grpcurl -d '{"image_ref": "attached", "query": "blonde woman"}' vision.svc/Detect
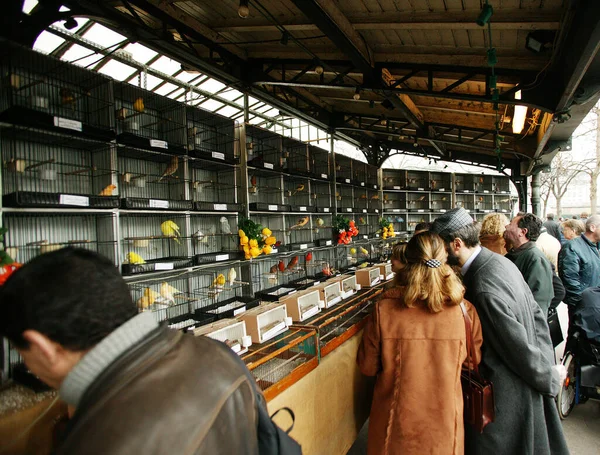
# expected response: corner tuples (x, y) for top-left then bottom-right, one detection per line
(562, 219), (585, 241)
(357, 232), (482, 455)
(479, 212), (510, 254)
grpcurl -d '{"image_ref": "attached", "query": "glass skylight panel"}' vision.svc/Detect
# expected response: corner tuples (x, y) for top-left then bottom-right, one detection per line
(123, 43), (157, 64)
(128, 73), (164, 91)
(174, 71), (201, 83)
(22, 0), (39, 14)
(149, 56), (181, 76)
(199, 99), (225, 111)
(216, 105), (241, 118)
(198, 79), (226, 93)
(61, 44), (103, 68)
(33, 31), (65, 54)
(82, 23), (126, 48)
(98, 59), (137, 81)
(166, 87), (186, 100)
(219, 88), (244, 102)
(154, 82), (178, 96)
(264, 107), (280, 117)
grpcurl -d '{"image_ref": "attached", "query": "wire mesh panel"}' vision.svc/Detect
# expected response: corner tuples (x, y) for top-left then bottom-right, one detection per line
(366, 214), (381, 237)
(367, 189), (380, 213)
(309, 145), (330, 180)
(355, 187), (369, 212)
(118, 146), (191, 210)
(0, 42), (114, 139)
(246, 125), (282, 170)
(406, 170), (429, 190)
(382, 169), (406, 190)
(493, 176), (511, 194)
(283, 137), (309, 176)
(114, 82), (186, 152)
(407, 214), (430, 233)
(454, 193), (475, 213)
(384, 214), (407, 234)
(430, 193), (452, 213)
(334, 154), (353, 183)
(475, 194), (495, 213)
(476, 174), (494, 193)
(186, 106), (237, 163)
(336, 183), (354, 214)
(353, 161), (367, 187)
(251, 253), (305, 296)
(494, 194), (512, 213)
(382, 191), (405, 212)
(366, 164), (379, 189)
(1, 128), (118, 208)
(120, 213), (191, 275)
(406, 192), (430, 212)
(455, 174), (476, 193)
(429, 172), (452, 192)
(284, 214), (313, 248)
(356, 214), (369, 237)
(3, 212), (117, 265)
(312, 214), (333, 246)
(283, 176), (311, 210)
(311, 180), (332, 213)
(248, 172), (283, 206)
(190, 214), (240, 261)
(189, 157), (240, 211)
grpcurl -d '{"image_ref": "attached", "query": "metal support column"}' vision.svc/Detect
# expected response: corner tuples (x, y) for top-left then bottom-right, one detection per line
(531, 173), (541, 217)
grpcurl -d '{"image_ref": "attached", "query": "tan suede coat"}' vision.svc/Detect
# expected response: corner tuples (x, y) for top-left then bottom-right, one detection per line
(479, 234), (507, 255)
(357, 292), (482, 455)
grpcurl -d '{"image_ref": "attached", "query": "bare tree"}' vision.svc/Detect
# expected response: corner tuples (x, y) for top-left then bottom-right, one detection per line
(540, 171), (554, 218)
(573, 103), (600, 214)
(550, 153), (588, 217)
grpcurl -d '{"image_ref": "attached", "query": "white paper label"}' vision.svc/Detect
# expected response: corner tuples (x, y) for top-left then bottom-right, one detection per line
(464, 190), (470, 193)
(154, 263), (174, 271)
(439, 188), (446, 192)
(214, 203), (227, 211)
(362, 235), (368, 239)
(360, 182), (365, 187)
(59, 194), (89, 207)
(393, 209), (400, 213)
(324, 240), (332, 246)
(440, 209), (447, 213)
(393, 186), (401, 190)
(212, 152), (225, 160)
(299, 206), (307, 212)
(362, 209), (367, 213)
(150, 139), (168, 149)
(300, 244), (308, 250)
(375, 209), (379, 213)
(418, 187), (424, 191)
(215, 254), (229, 261)
(484, 190), (489, 193)
(150, 199), (169, 209)
(264, 162), (274, 169)
(271, 248), (278, 254)
(345, 178), (351, 183)
(346, 208), (352, 212)
(321, 174), (328, 179)
(233, 306), (246, 316)
(53, 116), (82, 132)
(268, 204), (278, 211)
(323, 208), (330, 213)
(417, 209), (425, 213)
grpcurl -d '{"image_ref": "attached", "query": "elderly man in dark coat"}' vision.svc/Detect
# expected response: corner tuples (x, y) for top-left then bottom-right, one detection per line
(431, 208), (569, 455)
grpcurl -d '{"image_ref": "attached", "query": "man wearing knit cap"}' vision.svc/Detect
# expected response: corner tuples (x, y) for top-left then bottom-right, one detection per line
(431, 208), (568, 455)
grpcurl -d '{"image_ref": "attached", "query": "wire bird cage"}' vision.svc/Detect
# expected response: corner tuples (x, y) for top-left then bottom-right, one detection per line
(285, 214), (314, 249)
(185, 106), (238, 163)
(283, 176), (312, 210)
(309, 145), (330, 180)
(189, 157), (241, 211)
(355, 188), (369, 213)
(336, 183), (354, 214)
(367, 189), (380, 213)
(1, 128), (118, 208)
(0, 42), (114, 140)
(252, 253), (306, 298)
(283, 137), (309, 176)
(494, 194), (512, 213)
(429, 172), (452, 193)
(455, 174), (476, 193)
(382, 191), (406, 212)
(248, 171), (284, 207)
(493, 176), (511, 194)
(406, 192), (430, 212)
(406, 170), (429, 190)
(353, 161), (367, 187)
(312, 214), (333, 246)
(431, 193), (452, 213)
(118, 146), (191, 210)
(475, 194), (495, 213)
(246, 125), (282, 170)
(120, 213), (192, 275)
(382, 169), (407, 190)
(242, 327), (318, 399)
(3, 212), (117, 265)
(190, 214), (241, 264)
(407, 214), (430, 233)
(310, 180), (332, 213)
(365, 164), (378, 189)
(385, 214), (407, 233)
(476, 174), (495, 193)
(114, 82), (186, 152)
(334, 154), (353, 183)
(454, 193), (475, 213)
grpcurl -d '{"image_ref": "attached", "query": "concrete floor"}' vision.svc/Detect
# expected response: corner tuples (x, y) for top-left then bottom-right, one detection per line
(347, 304), (600, 454)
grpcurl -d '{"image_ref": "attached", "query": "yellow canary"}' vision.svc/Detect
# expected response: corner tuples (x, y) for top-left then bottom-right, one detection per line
(213, 274), (226, 286)
(160, 220), (181, 244)
(133, 97), (145, 113)
(99, 184), (116, 196)
(360, 247), (369, 256)
(127, 252), (146, 264)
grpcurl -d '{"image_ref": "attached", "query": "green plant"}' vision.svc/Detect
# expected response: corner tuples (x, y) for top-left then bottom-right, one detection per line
(0, 227), (14, 267)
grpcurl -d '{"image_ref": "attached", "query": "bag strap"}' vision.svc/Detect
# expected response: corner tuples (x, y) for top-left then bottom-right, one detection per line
(460, 302), (480, 377)
(270, 407), (296, 434)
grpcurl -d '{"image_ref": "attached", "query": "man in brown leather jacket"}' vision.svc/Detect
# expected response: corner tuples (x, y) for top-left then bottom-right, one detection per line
(0, 248), (260, 455)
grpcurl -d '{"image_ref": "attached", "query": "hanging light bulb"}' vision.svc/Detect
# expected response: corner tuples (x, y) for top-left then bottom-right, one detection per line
(315, 64), (324, 75)
(380, 116), (387, 126)
(353, 87), (361, 101)
(512, 90), (527, 134)
(238, 0), (250, 18)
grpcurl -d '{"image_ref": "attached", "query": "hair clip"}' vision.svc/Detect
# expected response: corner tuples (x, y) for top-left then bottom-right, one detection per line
(424, 259), (442, 268)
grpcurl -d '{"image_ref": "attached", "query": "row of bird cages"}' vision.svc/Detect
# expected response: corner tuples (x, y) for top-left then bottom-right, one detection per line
(246, 125), (283, 169)
(251, 253), (308, 296)
(248, 172), (284, 205)
(381, 214), (408, 232)
(366, 164), (379, 189)
(308, 145), (330, 179)
(354, 189), (380, 210)
(2, 212), (117, 266)
(185, 107), (237, 162)
(429, 172), (453, 192)
(189, 161), (240, 207)
(334, 154), (353, 182)
(282, 137), (308, 175)
(0, 42), (115, 139)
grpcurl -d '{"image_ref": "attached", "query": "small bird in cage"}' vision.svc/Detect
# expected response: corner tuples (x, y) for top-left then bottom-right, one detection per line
(60, 88), (76, 111)
(289, 217), (309, 230)
(126, 251), (146, 264)
(160, 220), (181, 244)
(287, 256), (299, 270)
(133, 97), (145, 113)
(228, 268), (237, 286)
(292, 183), (305, 195)
(158, 156), (178, 182)
(430, 180), (437, 189)
(220, 217), (232, 235)
(211, 274), (226, 290)
(249, 175), (258, 194)
(99, 184), (117, 196)
(372, 194), (380, 200)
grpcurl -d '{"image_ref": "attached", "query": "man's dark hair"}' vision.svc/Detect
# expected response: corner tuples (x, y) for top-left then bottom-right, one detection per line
(437, 222), (481, 248)
(517, 213), (542, 241)
(547, 213), (555, 220)
(0, 248), (137, 350)
(414, 221), (432, 232)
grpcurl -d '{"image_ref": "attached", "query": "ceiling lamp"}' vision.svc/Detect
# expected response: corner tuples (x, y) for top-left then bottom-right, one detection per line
(512, 90), (527, 134)
(525, 30), (556, 54)
(476, 3), (493, 27)
(353, 87), (361, 101)
(64, 17), (78, 30)
(380, 116), (387, 126)
(315, 64), (324, 75)
(238, 0), (250, 19)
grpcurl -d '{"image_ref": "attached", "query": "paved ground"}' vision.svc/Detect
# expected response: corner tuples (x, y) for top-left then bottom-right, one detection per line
(347, 304), (600, 454)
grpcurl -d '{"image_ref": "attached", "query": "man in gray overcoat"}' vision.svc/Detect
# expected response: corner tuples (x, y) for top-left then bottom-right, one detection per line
(431, 208), (569, 455)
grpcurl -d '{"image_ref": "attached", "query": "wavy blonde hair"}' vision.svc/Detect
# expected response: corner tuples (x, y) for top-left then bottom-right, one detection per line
(396, 231), (464, 313)
(479, 213), (509, 237)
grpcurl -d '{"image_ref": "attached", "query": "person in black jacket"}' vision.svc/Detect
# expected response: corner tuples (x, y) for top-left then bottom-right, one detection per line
(543, 213), (562, 242)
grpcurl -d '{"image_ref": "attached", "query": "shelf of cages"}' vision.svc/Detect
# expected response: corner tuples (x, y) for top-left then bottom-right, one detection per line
(406, 191), (430, 212)
(242, 326), (319, 400)
(430, 193), (452, 213)
(185, 106), (238, 164)
(455, 174), (477, 193)
(2, 211), (117, 266)
(335, 183), (355, 214)
(494, 194), (513, 213)
(120, 213), (191, 275)
(382, 191), (406, 212)
(406, 213), (431, 233)
(114, 82), (186, 153)
(0, 42), (115, 140)
(311, 214), (334, 247)
(334, 154), (353, 184)
(246, 124), (283, 171)
(1, 127), (118, 209)
(475, 194), (495, 213)
(282, 175), (315, 212)
(284, 214), (315, 250)
(493, 175), (511, 194)
(353, 161), (367, 187)
(382, 169), (407, 190)
(454, 193), (476, 213)
(189, 213), (243, 264)
(475, 174), (494, 194)
(406, 170), (430, 191)
(189, 156), (242, 212)
(429, 171), (453, 193)
(309, 144), (330, 181)
(366, 164), (379, 190)
(117, 145), (192, 211)
(247, 172), (286, 212)
(310, 179), (333, 214)
(282, 136), (309, 176)
(193, 319), (254, 355)
(252, 252), (307, 300)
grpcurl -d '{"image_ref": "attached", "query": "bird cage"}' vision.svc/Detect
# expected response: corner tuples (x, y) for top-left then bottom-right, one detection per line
(476, 174), (494, 193)
(0, 42), (114, 140)
(280, 288), (322, 321)
(311, 180), (332, 213)
(382, 169), (407, 190)
(353, 161), (367, 187)
(383, 191), (406, 212)
(285, 214), (314, 249)
(406, 170), (429, 190)
(312, 214), (333, 246)
(429, 172), (452, 193)
(336, 183), (354, 214)
(356, 266), (381, 288)
(309, 144), (330, 180)
(252, 254), (304, 299)
(3, 212), (117, 266)
(374, 262), (394, 281)
(247, 171), (285, 208)
(190, 213), (242, 264)
(407, 214), (430, 233)
(455, 193), (475, 213)
(189, 156), (241, 212)
(475, 194), (495, 213)
(366, 214), (381, 237)
(493, 176), (511, 194)
(431, 193), (452, 213)
(283, 176), (312, 211)
(193, 319), (253, 355)
(1, 128), (118, 209)
(494, 194), (512, 213)
(366, 164), (379, 189)
(238, 302), (292, 344)
(385, 214), (407, 233)
(334, 154), (353, 183)
(246, 125), (282, 170)
(242, 327), (318, 400)
(455, 174), (476, 193)
(367, 189), (380, 213)
(129, 275), (197, 326)
(329, 274), (360, 298)
(407, 192), (430, 212)
(312, 280), (343, 309)
(120, 213), (192, 275)
(283, 137), (309, 176)
(114, 82), (186, 152)
(118, 146), (192, 211)
(355, 187), (369, 212)
(186, 106), (237, 163)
